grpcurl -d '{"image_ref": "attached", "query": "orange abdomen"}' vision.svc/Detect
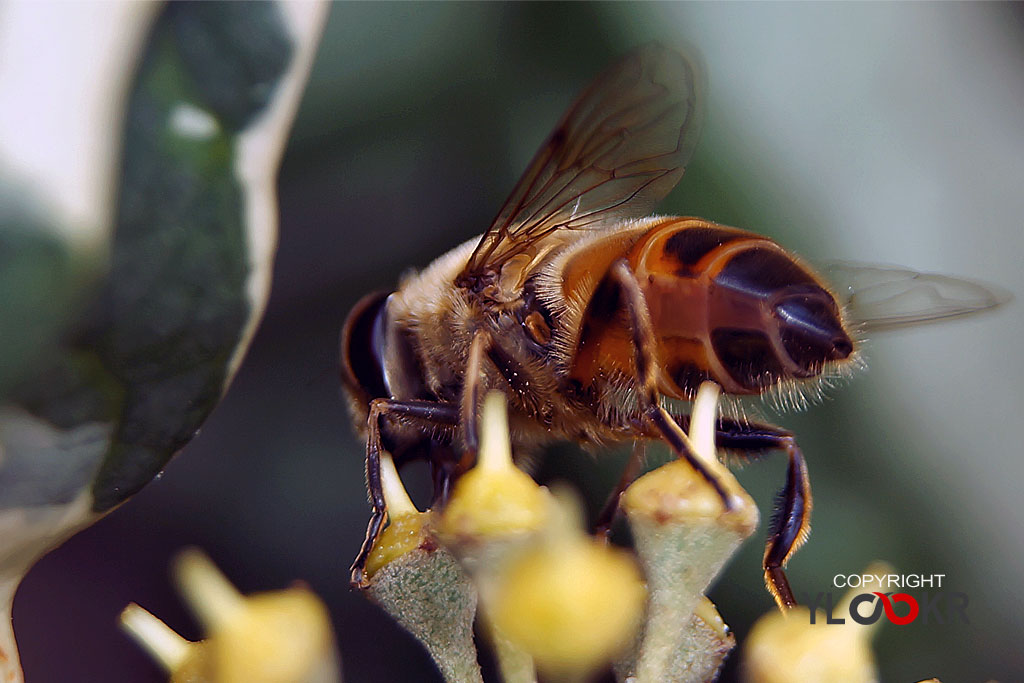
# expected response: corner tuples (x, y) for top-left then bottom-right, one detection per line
(566, 217), (854, 397)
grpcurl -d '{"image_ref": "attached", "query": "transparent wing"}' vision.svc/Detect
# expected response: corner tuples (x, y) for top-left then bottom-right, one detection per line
(825, 261), (1011, 332)
(459, 43), (703, 282)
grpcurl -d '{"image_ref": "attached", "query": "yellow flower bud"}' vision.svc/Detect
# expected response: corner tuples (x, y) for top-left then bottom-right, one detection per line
(622, 382), (756, 535)
(170, 640), (214, 683)
(365, 453), (430, 578)
(121, 549), (340, 683)
(120, 602), (209, 680)
(742, 562), (894, 683)
(210, 587), (336, 683)
(742, 606), (877, 683)
(488, 492), (646, 680)
(437, 392), (549, 541)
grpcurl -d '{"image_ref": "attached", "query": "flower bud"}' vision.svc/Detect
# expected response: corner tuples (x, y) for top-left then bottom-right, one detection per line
(362, 453), (482, 683)
(121, 549), (340, 683)
(432, 392), (559, 681)
(435, 392), (552, 579)
(488, 491), (646, 680)
(742, 562), (894, 683)
(364, 453), (431, 578)
(437, 392), (549, 543)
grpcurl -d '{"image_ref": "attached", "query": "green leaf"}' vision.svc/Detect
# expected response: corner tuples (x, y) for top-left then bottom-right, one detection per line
(86, 2), (296, 510)
(1, 1), (326, 514)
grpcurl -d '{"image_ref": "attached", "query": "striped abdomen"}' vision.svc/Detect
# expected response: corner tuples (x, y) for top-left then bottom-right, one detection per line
(567, 217), (855, 397)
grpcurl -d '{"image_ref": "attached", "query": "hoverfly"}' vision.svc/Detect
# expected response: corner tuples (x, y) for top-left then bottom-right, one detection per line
(340, 44), (1005, 609)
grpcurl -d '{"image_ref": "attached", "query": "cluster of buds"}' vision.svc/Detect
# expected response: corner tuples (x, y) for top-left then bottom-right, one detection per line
(120, 549), (341, 683)
(362, 383), (757, 682)
(119, 386), (945, 683)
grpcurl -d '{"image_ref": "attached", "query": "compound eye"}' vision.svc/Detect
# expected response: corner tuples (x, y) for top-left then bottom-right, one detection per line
(340, 291), (390, 399)
(774, 293), (853, 374)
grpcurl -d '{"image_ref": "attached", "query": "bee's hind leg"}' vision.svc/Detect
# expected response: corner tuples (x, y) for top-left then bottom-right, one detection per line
(350, 398), (459, 589)
(698, 417), (812, 611)
(611, 404), (812, 610)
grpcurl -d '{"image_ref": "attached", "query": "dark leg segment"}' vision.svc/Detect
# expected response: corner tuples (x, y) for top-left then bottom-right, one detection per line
(594, 441), (647, 539)
(607, 260), (734, 508)
(350, 399), (459, 588)
(628, 410), (811, 610)
(431, 457), (457, 507)
(757, 435), (811, 611)
(702, 416), (811, 611)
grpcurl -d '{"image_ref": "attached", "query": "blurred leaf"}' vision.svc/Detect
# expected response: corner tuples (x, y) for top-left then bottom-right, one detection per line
(0, 1), (325, 530)
(0, 201), (83, 398)
(84, 3), (294, 511)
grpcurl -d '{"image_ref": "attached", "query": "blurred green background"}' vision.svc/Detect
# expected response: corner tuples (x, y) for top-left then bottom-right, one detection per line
(14, 3), (1024, 681)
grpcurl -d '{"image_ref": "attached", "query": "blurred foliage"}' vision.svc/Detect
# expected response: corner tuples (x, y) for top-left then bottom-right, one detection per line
(0, 192), (90, 399)
(86, 2), (292, 510)
(2, 2), (298, 511)
(3, 1), (319, 680)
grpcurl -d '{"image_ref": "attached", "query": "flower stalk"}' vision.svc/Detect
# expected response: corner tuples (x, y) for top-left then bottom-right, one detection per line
(364, 455), (483, 683)
(618, 382), (758, 682)
(434, 391), (554, 682)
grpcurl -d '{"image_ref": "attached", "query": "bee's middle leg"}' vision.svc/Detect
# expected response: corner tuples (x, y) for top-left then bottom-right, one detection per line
(607, 259), (733, 507)
(594, 441), (647, 539)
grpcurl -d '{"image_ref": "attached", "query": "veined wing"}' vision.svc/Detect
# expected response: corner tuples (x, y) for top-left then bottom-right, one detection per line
(458, 44), (703, 285)
(826, 261), (1011, 332)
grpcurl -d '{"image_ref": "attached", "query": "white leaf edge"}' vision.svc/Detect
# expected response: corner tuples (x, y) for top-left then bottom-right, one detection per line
(228, 0), (330, 383)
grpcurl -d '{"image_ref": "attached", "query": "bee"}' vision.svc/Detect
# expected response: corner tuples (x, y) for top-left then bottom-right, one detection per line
(340, 44), (1005, 608)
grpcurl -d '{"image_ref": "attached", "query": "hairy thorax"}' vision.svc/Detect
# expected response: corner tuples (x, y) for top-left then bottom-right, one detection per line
(385, 232), (635, 453)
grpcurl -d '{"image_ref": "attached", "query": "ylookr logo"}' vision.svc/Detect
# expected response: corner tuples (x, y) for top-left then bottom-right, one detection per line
(803, 573), (969, 626)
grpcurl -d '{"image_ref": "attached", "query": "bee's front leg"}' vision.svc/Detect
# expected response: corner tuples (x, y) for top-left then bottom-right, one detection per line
(458, 330), (492, 467)
(350, 399), (459, 589)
